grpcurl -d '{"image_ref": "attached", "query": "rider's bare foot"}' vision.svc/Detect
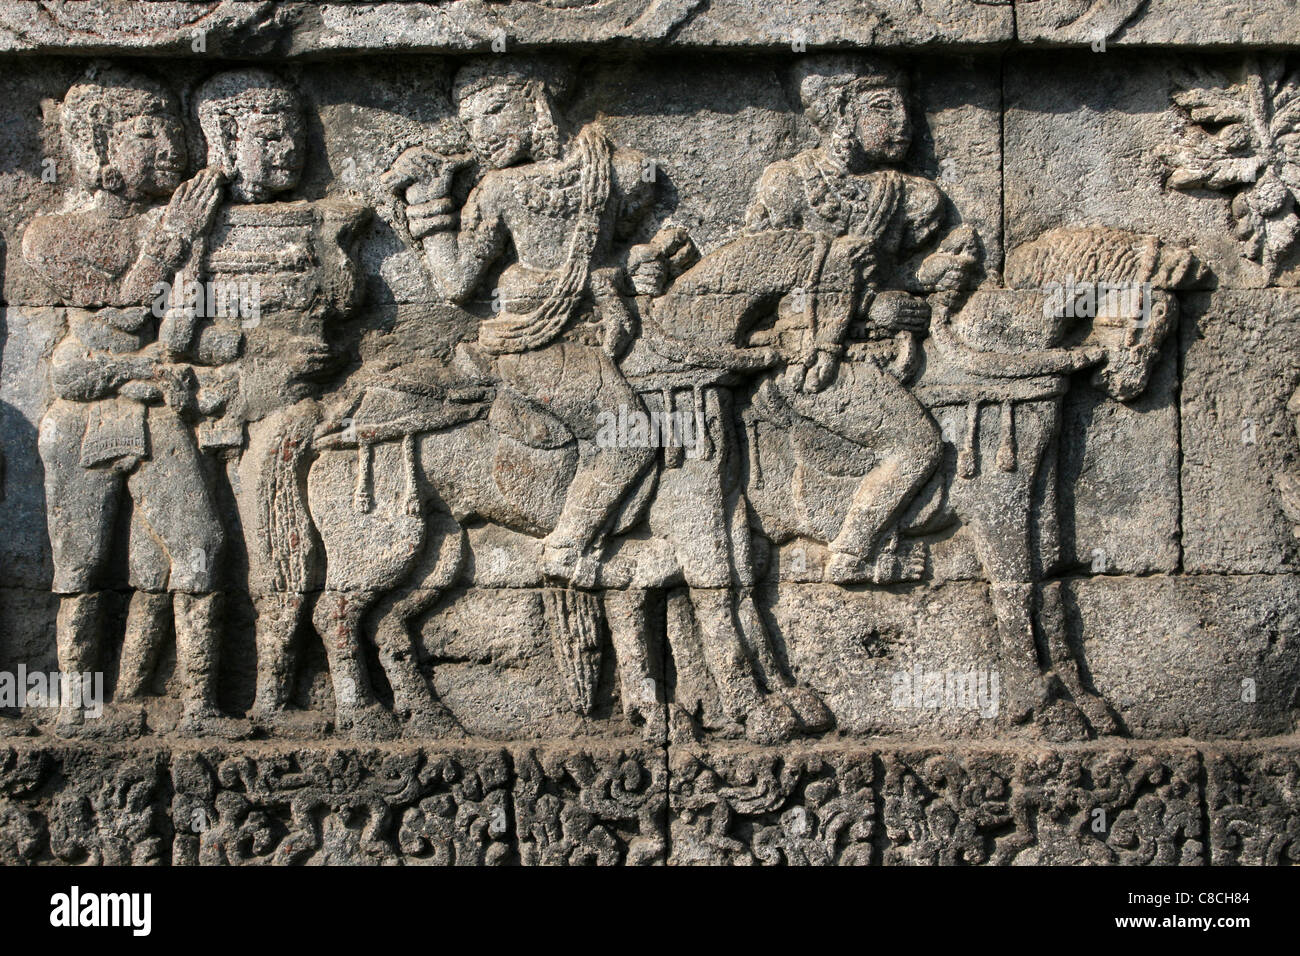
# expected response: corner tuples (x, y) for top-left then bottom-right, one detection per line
(542, 542), (600, 588)
(825, 541), (926, 585)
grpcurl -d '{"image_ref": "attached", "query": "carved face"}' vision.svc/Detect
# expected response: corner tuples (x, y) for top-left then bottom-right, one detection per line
(226, 109), (305, 203)
(840, 84), (910, 168)
(457, 83), (536, 169)
(105, 109), (186, 200)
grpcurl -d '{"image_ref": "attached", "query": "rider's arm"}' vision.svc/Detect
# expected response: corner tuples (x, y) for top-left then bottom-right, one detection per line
(418, 177), (507, 304)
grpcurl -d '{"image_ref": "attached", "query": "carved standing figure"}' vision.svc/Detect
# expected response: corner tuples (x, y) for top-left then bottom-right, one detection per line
(22, 65), (230, 735)
(184, 69), (370, 733)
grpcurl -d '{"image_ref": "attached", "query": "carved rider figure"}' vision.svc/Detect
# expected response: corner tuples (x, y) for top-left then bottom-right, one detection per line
(743, 55), (977, 583)
(384, 57), (656, 588)
(184, 69), (369, 732)
(22, 65), (229, 734)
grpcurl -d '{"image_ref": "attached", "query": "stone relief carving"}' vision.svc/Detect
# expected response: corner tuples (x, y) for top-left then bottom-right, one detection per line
(0, 19), (1296, 867)
(22, 65), (229, 737)
(1164, 58), (1300, 284)
(7, 54), (1214, 745)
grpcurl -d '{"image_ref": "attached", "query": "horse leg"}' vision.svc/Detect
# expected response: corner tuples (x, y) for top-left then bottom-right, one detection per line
(690, 587), (798, 744)
(733, 590), (833, 732)
(370, 584), (465, 738)
(249, 591), (307, 723)
(603, 587), (665, 742)
(1038, 581), (1120, 735)
(312, 589), (399, 739)
(987, 582), (1050, 725)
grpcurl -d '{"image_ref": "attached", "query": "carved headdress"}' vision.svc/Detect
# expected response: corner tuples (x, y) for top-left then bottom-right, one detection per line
(793, 54), (906, 133)
(194, 68), (303, 177)
(61, 64), (179, 192)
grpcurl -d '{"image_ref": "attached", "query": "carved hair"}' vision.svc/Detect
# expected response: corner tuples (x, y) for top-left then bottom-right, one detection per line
(793, 54), (906, 134)
(61, 64), (177, 191)
(194, 68), (302, 170)
(451, 56), (574, 106)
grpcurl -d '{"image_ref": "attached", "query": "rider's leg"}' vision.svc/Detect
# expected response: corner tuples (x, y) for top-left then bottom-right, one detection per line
(498, 343), (656, 584)
(804, 362), (942, 581)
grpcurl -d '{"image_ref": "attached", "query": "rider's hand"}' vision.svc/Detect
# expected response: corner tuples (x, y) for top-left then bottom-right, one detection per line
(797, 349), (840, 393)
(383, 146), (467, 200)
(626, 244), (667, 296)
(868, 291), (931, 333)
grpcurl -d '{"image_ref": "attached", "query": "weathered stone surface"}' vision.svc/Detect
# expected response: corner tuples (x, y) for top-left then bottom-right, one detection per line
(1072, 574), (1300, 738)
(1181, 289), (1300, 574)
(1018, 0), (1300, 48)
(0, 2), (1013, 55)
(0, 4), (1296, 867)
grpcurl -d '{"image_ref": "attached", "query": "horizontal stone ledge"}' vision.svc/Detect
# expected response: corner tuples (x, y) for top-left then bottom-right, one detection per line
(0, 1), (1013, 56)
(0, 735), (1294, 864)
(1016, 0), (1300, 48)
(7, 2), (1300, 55)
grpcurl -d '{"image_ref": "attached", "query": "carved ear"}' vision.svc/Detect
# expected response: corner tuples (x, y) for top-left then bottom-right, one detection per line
(216, 113), (240, 177)
(86, 102), (112, 173)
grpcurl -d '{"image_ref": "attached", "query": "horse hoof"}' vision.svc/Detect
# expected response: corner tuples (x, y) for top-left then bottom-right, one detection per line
(1076, 692), (1120, 737)
(779, 685), (834, 733)
(743, 696), (800, 745)
(338, 703), (401, 740)
(402, 707), (468, 740)
(179, 709), (252, 740)
(1034, 699), (1092, 742)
